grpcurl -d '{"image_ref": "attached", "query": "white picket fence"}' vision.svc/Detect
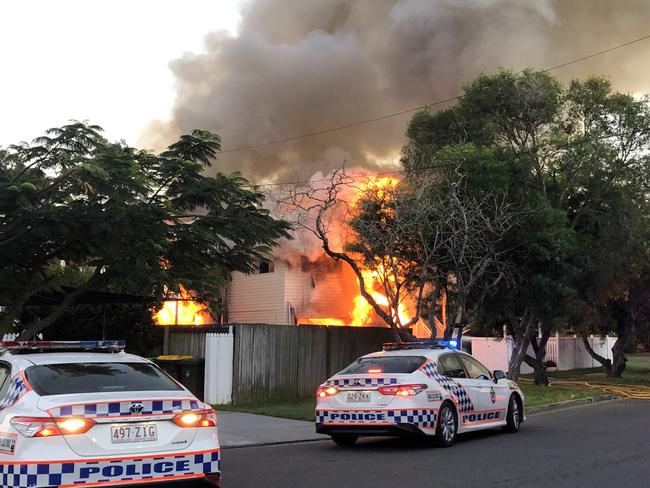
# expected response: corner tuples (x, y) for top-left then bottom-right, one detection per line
(471, 335), (618, 374)
(204, 329), (234, 405)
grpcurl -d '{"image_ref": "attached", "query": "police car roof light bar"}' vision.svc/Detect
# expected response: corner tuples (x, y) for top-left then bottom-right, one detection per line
(382, 339), (458, 351)
(0, 340), (126, 352)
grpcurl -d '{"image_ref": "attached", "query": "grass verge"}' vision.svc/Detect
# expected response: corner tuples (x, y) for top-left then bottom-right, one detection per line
(216, 384), (615, 421)
(544, 355), (650, 386)
(215, 356), (650, 421)
(216, 398), (315, 422)
(519, 383), (603, 407)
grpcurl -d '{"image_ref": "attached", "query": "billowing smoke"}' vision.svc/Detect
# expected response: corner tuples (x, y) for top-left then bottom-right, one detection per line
(139, 0), (650, 181)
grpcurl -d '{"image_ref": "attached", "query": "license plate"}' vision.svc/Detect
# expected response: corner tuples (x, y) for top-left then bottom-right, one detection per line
(111, 423), (157, 444)
(346, 391), (371, 402)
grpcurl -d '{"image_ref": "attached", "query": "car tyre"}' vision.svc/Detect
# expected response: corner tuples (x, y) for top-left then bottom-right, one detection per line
(331, 434), (358, 446)
(434, 402), (457, 447)
(503, 394), (522, 433)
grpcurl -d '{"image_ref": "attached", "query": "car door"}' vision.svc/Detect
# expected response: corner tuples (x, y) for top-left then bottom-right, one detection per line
(0, 363), (12, 402)
(457, 353), (508, 425)
(0, 362), (16, 454)
(436, 353), (481, 419)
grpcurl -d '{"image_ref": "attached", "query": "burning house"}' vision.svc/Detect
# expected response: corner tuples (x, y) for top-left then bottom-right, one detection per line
(154, 172), (442, 336)
(227, 255), (368, 326)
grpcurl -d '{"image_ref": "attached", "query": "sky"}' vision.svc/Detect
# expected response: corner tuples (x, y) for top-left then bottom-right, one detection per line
(0, 0), (241, 146)
(3, 0), (650, 180)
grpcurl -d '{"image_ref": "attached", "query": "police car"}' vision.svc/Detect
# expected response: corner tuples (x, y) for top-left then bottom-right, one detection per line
(316, 340), (524, 446)
(0, 341), (220, 487)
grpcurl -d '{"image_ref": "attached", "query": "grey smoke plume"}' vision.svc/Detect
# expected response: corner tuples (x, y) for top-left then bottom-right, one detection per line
(139, 0), (650, 181)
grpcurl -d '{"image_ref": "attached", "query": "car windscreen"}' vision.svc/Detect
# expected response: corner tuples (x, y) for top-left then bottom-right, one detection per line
(339, 356), (426, 375)
(25, 362), (183, 396)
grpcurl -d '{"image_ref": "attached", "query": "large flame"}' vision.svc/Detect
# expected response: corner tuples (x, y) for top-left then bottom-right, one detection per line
(298, 174), (414, 327)
(154, 285), (213, 326)
(351, 268), (412, 327)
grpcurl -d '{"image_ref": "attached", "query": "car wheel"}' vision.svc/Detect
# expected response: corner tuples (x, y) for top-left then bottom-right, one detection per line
(503, 394), (522, 433)
(434, 403), (457, 447)
(331, 434), (358, 446)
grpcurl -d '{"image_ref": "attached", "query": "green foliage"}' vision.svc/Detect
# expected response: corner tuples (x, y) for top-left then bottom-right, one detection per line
(0, 122), (292, 337)
(402, 69), (650, 376)
(43, 303), (164, 358)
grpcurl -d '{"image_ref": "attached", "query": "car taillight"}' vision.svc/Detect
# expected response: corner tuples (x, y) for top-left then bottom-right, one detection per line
(11, 417), (96, 438)
(172, 409), (217, 428)
(378, 384), (427, 396)
(317, 386), (339, 398)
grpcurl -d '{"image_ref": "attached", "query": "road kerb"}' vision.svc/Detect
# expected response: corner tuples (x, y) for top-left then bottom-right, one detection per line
(221, 437), (329, 450)
(527, 394), (618, 415)
(221, 395), (621, 449)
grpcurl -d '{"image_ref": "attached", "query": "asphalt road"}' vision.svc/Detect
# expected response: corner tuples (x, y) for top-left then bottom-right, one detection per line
(221, 400), (650, 488)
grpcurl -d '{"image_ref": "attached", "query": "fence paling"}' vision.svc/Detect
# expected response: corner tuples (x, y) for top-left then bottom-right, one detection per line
(470, 336), (617, 373)
(204, 329), (234, 405)
(171, 324), (394, 404)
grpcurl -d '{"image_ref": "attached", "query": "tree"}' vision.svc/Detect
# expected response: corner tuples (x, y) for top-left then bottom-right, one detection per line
(276, 169), (417, 340)
(0, 122), (291, 338)
(404, 70), (650, 381)
(44, 303), (164, 358)
(277, 165), (518, 341)
(567, 182), (650, 377)
(560, 79), (650, 377)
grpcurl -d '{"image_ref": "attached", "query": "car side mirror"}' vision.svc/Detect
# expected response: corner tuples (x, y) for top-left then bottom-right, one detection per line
(493, 370), (506, 383)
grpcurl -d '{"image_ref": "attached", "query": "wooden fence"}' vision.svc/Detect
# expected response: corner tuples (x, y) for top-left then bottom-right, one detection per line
(167, 324), (394, 403)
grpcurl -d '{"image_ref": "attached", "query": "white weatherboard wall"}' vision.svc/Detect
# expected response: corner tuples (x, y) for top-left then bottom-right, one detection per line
(228, 266), (289, 324)
(204, 330), (234, 405)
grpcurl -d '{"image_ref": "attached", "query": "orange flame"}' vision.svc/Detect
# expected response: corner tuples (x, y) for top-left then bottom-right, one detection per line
(350, 268), (412, 326)
(154, 285), (213, 326)
(299, 318), (347, 326)
(298, 174), (413, 327)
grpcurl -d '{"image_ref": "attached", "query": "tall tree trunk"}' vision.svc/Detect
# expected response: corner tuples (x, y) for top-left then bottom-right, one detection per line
(506, 310), (535, 381)
(18, 267), (104, 340)
(610, 337), (628, 378)
(610, 304), (636, 377)
(581, 334), (613, 375)
(582, 304), (634, 378)
(524, 327), (551, 385)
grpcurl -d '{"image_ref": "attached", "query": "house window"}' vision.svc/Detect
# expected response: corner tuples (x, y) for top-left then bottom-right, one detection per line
(259, 259), (274, 274)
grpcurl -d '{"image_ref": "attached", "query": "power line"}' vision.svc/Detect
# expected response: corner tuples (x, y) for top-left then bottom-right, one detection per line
(220, 32), (650, 156)
(247, 131), (623, 189)
(544, 33), (650, 72)
(219, 96), (458, 155)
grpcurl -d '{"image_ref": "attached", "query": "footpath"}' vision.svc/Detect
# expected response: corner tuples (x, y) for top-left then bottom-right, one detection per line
(217, 394), (618, 448)
(218, 411), (326, 448)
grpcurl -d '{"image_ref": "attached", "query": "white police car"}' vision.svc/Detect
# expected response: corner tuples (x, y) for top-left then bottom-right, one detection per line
(0, 341), (220, 487)
(316, 340), (524, 446)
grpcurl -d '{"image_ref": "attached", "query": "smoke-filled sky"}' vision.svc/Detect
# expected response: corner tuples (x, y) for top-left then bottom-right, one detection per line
(4, 1), (650, 183)
(139, 0), (650, 182)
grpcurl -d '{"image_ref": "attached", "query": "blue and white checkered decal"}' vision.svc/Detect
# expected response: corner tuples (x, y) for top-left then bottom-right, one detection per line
(48, 399), (200, 418)
(420, 361), (475, 413)
(0, 449), (219, 488)
(317, 409), (436, 429)
(323, 377), (401, 388)
(0, 375), (29, 411)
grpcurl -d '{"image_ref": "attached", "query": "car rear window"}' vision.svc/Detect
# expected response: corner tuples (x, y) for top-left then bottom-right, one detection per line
(25, 362), (183, 396)
(339, 356), (426, 375)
